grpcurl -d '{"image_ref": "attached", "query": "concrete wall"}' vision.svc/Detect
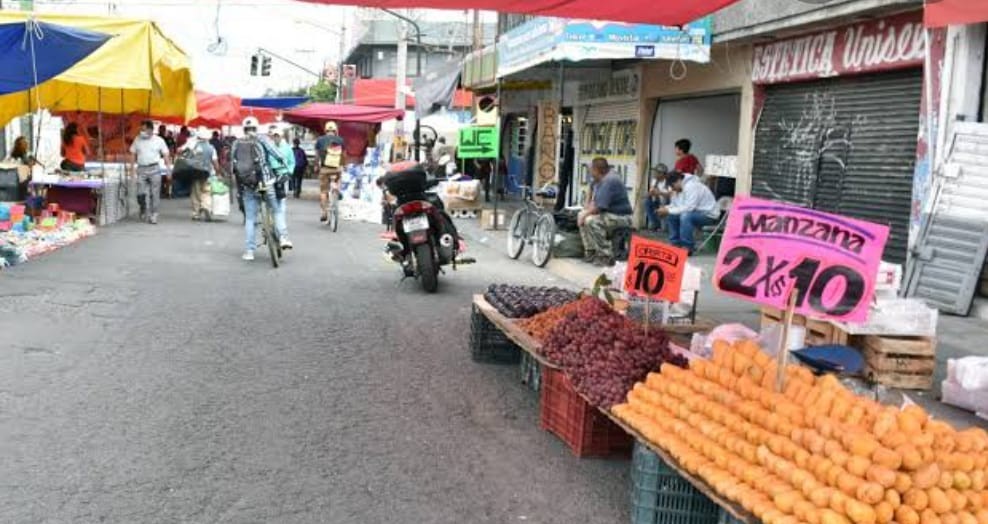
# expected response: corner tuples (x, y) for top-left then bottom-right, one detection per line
(634, 43), (754, 225)
(714, 0), (920, 41)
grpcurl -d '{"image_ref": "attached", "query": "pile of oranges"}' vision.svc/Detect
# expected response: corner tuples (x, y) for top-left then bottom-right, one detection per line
(613, 339), (988, 524)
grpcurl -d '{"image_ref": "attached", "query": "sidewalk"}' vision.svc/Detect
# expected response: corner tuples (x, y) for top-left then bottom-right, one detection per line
(454, 211), (988, 428)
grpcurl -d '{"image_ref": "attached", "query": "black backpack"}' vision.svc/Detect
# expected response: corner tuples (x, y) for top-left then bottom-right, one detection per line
(232, 138), (265, 189)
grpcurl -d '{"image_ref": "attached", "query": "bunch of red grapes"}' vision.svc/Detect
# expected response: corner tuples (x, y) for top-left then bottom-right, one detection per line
(542, 298), (688, 408)
(483, 284), (578, 319)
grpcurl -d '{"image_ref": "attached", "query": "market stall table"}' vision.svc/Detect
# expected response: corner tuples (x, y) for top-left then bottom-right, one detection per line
(472, 294), (559, 369)
(29, 174), (131, 226)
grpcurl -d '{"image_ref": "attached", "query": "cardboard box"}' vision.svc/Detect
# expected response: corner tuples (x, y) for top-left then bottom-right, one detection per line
(480, 208), (506, 230)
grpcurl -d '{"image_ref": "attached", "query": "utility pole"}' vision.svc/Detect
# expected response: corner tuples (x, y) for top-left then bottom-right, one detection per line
(395, 22), (408, 111)
(337, 22), (346, 103)
(472, 9), (482, 51)
(381, 8), (422, 161)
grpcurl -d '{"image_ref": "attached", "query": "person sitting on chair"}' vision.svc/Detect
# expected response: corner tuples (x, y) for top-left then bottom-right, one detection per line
(658, 171), (720, 255)
(578, 157), (632, 268)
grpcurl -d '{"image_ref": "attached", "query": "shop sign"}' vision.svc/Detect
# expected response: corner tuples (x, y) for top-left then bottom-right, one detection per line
(751, 11), (924, 84)
(457, 126), (499, 159)
(576, 71), (640, 105)
(714, 197), (889, 323)
(577, 118), (638, 198)
(624, 235), (688, 303)
(535, 100), (560, 187)
(497, 17), (712, 78)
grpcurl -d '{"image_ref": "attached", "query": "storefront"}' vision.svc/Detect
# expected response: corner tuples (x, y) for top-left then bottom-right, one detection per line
(749, 10), (926, 264)
(572, 69), (642, 206)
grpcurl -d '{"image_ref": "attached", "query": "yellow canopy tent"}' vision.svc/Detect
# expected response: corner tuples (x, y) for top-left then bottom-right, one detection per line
(0, 12), (196, 127)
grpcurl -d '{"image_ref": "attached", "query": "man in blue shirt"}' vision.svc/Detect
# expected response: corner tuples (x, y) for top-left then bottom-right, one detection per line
(578, 157), (633, 267)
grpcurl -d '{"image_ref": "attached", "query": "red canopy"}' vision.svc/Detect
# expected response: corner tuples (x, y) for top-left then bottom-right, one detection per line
(925, 0), (988, 27)
(296, 0), (737, 26)
(157, 91), (242, 127)
(350, 78), (472, 109)
(240, 107), (280, 125)
(283, 102), (404, 129)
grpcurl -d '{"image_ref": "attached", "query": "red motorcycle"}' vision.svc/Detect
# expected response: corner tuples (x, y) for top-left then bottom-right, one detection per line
(380, 162), (473, 292)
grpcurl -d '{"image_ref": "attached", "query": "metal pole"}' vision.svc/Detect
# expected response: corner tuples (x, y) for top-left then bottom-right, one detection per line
(492, 78), (502, 230)
(381, 8), (422, 161)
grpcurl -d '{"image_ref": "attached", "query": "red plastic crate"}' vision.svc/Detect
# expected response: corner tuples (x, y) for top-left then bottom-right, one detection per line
(539, 367), (633, 458)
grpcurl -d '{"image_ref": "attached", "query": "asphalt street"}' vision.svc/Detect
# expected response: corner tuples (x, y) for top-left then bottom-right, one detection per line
(0, 198), (629, 524)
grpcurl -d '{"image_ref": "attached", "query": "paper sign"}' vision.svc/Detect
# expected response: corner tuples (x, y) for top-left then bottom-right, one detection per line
(624, 235), (688, 302)
(714, 196), (890, 323)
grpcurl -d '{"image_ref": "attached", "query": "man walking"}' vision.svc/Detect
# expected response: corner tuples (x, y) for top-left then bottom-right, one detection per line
(658, 171), (720, 254)
(179, 127), (220, 221)
(130, 120), (171, 224)
(232, 117), (293, 261)
(315, 121), (344, 223)
(291, 138), (308, 199)
(578, 157), (633, 267)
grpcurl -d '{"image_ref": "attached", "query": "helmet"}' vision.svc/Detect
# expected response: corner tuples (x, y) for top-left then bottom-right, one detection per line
(242, 116), (259, 130)
(324, 121), (338, 133)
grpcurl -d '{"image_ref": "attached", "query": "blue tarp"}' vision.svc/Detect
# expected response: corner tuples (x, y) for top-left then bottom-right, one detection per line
(0, 20), (111, 95)
(241, 96), (309, 109)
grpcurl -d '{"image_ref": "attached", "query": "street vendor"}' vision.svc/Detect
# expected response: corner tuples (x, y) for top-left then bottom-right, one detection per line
(578, 157), (632, 268)
(60, 122), (89, 172)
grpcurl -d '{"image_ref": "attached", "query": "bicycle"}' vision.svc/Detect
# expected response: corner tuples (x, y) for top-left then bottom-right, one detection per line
(258, 181), (282, 268)
(506, 185), (556, 268)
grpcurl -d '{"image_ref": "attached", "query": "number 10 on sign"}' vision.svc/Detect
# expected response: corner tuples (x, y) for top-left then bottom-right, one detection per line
(623, 236), (688, 303)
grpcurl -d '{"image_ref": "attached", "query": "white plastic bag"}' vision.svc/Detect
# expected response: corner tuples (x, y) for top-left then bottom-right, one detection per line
(211, 194), (230, 219)
(947, 357), (988, 391)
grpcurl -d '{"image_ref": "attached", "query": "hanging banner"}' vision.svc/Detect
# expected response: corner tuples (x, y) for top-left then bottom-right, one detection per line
(713, 196), (889, 323)
(535, 100), (559, 187)
(623, 235), (688, 302)
(751, 11), (924, 84)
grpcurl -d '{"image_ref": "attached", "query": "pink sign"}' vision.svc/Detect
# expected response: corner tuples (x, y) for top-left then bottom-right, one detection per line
(713, 197), (890, 323)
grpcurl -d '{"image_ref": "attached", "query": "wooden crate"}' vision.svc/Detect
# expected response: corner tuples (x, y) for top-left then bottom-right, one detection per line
(863, 335), (937, 390)
(759, 307), (850, 346)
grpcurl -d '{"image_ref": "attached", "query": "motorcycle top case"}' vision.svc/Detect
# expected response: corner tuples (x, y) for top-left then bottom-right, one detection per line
(382, 167), (428, 197)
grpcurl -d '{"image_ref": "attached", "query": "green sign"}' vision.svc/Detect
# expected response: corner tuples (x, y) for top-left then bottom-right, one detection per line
(457, 126), (499, 159)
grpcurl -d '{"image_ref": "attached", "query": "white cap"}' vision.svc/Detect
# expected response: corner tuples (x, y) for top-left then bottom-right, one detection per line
(196, 126), (211, 140)
(242, 116), (259, 129)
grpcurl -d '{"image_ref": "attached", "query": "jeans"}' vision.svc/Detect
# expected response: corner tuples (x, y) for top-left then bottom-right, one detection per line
(644, 197), (662, 229)
(667, 211), (719, 252)
(243, 188), (288, 252)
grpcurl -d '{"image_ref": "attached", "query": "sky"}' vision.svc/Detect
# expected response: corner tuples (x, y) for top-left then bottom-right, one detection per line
(26, 0), (492, 98)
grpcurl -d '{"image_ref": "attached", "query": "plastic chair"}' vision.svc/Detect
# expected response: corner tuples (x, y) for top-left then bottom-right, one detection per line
(695, 196), (733, 254)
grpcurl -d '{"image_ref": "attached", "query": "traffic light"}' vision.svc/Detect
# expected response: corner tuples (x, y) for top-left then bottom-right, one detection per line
(250, 54), (259, 76)
(261, 56), (272, 77)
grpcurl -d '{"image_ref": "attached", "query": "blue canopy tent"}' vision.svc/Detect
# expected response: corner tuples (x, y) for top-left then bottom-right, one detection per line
(240, 96), (309, 109)
(0, 19), (111, 95)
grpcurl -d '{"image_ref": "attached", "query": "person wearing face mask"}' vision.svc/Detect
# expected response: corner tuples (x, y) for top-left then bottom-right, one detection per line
(267, 126), (295, 233)
(130, 120), (171, 224)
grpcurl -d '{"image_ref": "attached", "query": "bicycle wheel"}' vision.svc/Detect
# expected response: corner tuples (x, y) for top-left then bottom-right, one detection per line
(506, 209), (526, 259)
(531, 214), (555, 268)
(263, 202), (279, 268)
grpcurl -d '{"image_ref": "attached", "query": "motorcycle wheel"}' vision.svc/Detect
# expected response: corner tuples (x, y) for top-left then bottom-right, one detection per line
(506, 209), (525, 259)
(415, 243), (439, 293)
(532, 214), (555, 268)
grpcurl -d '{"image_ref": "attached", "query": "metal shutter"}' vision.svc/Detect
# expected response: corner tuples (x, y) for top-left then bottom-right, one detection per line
(906, 123), (988, 315)
(584, 101), (638, 124)
(751, 69), (922, 263)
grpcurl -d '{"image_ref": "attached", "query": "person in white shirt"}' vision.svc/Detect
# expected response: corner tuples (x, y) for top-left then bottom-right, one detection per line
(179, 127), (221, 221)
(644, 163), (670, 230)
(129, 120), (171, 224)
(659, 171), (720, 254)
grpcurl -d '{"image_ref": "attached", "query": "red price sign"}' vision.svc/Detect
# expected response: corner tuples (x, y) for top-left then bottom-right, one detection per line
(714, 197), (889, 322)
(623, 235), (688, 302)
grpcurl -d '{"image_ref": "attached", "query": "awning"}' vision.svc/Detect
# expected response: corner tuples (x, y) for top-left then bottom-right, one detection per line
(240, 106), (280, 125)
(283, 103), (405, 129)
(925, 0), (988, 27)
(158, 91), (242, 128)
(241, 96), (309, 109)
(413, 60), (463, 119)
(0, 12), (196, 127)
(348, 78), (472, 109)
(295, 0), (739, 26)
(0, 20), (110, 94)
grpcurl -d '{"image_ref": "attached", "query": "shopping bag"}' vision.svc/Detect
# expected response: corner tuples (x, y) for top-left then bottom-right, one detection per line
(209, 177), (229, 195)
(211, 193), (231, 219)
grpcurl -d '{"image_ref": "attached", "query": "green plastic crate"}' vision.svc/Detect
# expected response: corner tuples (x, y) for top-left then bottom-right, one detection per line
(631, 441), (721, 524)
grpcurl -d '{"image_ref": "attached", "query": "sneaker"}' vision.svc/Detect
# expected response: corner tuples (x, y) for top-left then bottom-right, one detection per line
(280, 238), (294, 250)
(149, 214), (158, 225)
(320, 214), (329, 224)
(192, 213), (201, 221)
(242, 251), (255, 261)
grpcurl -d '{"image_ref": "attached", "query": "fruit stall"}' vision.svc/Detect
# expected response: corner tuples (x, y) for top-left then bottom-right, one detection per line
(467, 200), (988, 524)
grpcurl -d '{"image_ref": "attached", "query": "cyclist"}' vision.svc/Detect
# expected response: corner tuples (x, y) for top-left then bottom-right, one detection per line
(315, 121), (345, 223)
(232, 117), (293, 262)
